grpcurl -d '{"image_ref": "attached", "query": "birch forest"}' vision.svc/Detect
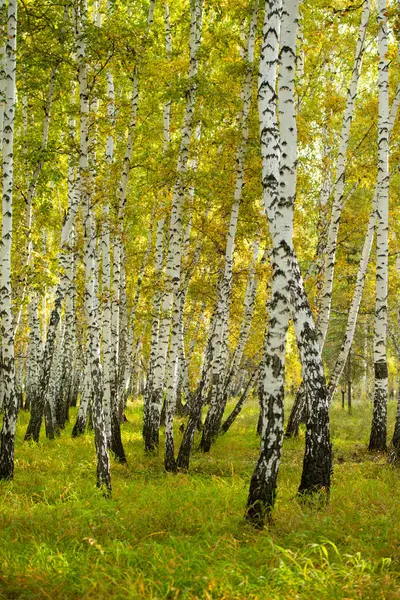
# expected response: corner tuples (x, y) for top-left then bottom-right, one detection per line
(1, 0), (400, 597)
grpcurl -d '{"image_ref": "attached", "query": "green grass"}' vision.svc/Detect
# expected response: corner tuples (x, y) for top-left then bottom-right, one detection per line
(1, 398), (400, 599)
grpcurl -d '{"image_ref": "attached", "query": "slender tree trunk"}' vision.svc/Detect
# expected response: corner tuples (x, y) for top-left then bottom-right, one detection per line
(285, 0), (371, 437)
(390, 254), (400, 457)
(246, 0), (331, 527)
(200, 2), (259, 452)
(143, 212), (166, 449)
(176, 307), (217, 470)
(326, 63), (400, 403)
(163, 0), (204, 472)
(14, 67), (56, 337)
(72, 361), (91, 437)
(290, 256), (332, 497)
(0, 0), (17, 479)
(317, 0), (370, 348)
(25, 294), (42, 412)
(101, 59), (115, 443)
(347, 348), (352, 414)
(220, 368), (258, 435)
(24, 176), (79, 441)
(246, 0), (285, 525)
(220, 241), (261, 413)
(287, 37), (400, 432)
(76, 0), (111, 491)
(369, 0), (389, 452)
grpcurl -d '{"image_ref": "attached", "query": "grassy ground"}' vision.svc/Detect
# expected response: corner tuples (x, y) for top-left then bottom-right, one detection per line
(1, 398), (400, 599)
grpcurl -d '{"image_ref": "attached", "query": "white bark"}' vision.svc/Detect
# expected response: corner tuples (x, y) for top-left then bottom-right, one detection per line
(26, 294), (42, 411)
(369, 0), (389, 451)
(224, 240), (261, 398)
(162, 0), (203, 471)
(317, 0), (370, 348)
(246, 0), (286, 522)
(327, 39), (400, 404)
(142, 0), (171, 444)
(0, 0), (6, 140)
(14, 68), (56, 336)
(101, 56), (115, 442)
(201, 2), (259, 451)
(77, 0), (111, 491)
(247, 0), (331, 525)
(0, 0), (17, 480)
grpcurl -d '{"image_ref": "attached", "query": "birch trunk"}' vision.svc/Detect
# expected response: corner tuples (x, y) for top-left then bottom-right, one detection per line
(246, 0), (331, 526)
(317, 0), (370, 347)
(200, 2), (259, 452)
(163, 0), (203, 472)
(0, 0), (6, 141)
(144, 0), (203, 460)
(125, 207), (155, 400)
(143, 2), (172, 449)
(176, 307), (217, 470)
(101, 54), (115, 442)
(143, 211), (166, 448)
(289, 51), (400, 425)
(220, 241), (261, 412)
(77, 0), (111, 491)
(25, 294), (42, 412)
(246, 0), (288, 524)
(14, 68), (56, 337)
(24, 168), (79, 441)
(60, 225), (77, 419)
(221, 367), (258, 435)
(72, 360), (91, 437)
(0, 0), (17, 479)
(108, 52), (144, 461)
(369, 0), (389, 452)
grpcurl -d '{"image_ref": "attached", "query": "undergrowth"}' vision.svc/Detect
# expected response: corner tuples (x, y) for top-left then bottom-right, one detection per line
(0, 399), (400, 599)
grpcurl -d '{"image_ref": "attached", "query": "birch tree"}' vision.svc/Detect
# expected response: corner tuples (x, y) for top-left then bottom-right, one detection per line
(143, 0), (203, 462)
(163, 0), (204, 472)
(76, 0), (111, 492)
(317, 0), (370, 348)
(0, 0), (17, 480)
(200, 1), (259, 452)
(246, 0), (331, 526)
(369, 0), (389, 452)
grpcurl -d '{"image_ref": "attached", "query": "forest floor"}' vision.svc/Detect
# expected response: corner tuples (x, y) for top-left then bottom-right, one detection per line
(1, 398), (400, 599)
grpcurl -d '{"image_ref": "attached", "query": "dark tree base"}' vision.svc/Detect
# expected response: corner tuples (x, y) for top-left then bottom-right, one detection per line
(96, 472), (112, 498)
(143, 425), (159, 452)
(199, 432), (213, 453)
(200, 393), (226, 452)
(388, 447), (400, 465)
(24, 421), (41, 443)
(164, 453), (177, 473)
(177, 416), (197, 471)
(369, 363), (388, 451)
(298, 437), (332, 497)
(25, 399), (44, 443)
(143, 389), (162, 452)
(44, 401), (56, 440)
(0, 432), (15, 481)
(0, 463), (14, 481)
(245, 471), (276, 529)
(368, 435), (387, 452)
(368, 418), (387, 452)
(110, 413), (127, 464)
(71, 416), (87, 438)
